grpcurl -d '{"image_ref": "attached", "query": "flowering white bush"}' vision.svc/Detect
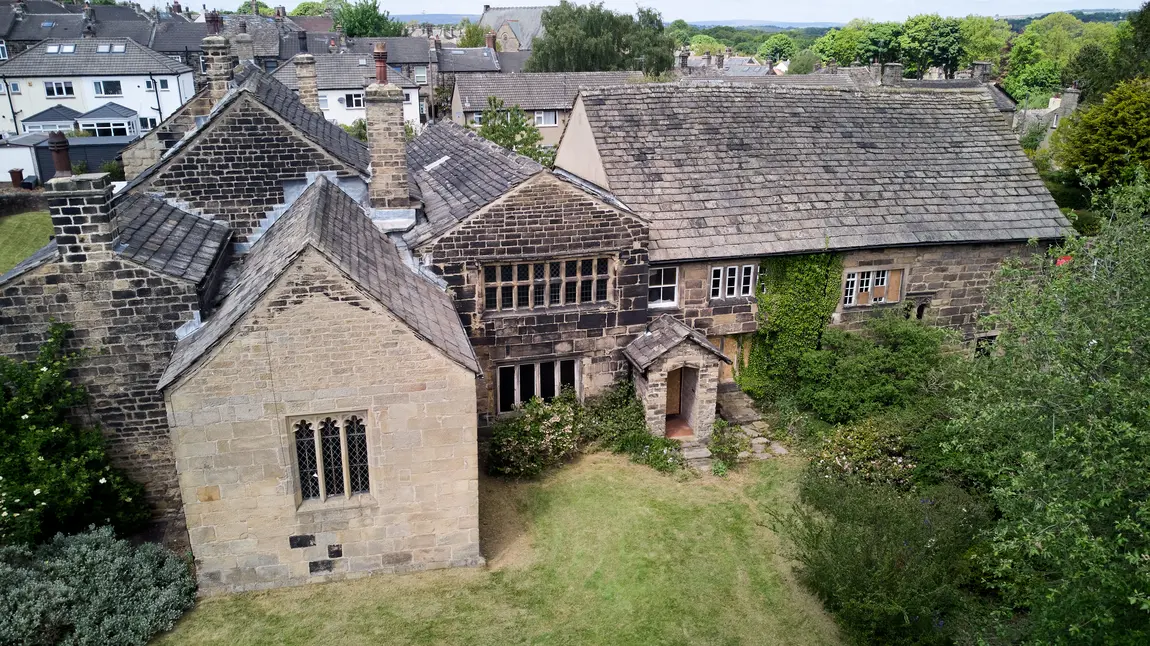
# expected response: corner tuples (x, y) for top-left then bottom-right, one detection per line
(488, 390), (581, 477)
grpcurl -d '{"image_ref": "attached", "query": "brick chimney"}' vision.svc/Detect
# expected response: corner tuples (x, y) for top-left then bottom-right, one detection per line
(678, 46), (688, 70)
(205, 9), (221, 35)
(294, 54), (319, 112)
(485, 31), (495, 49)
(828, 61), (837, 74)
(172, 1), (181, 13)
(881, 62), (903, 86)
(234, 29), (255, 63)
(971, 61), (991, 84)
(366, 42), (409, 209)
(13, 0), (25, 19)
(202, 32), (231, 104)
(297, 30), (308, 53)
(716, 50), (725, 69)
(766, 57), (774, 73)
(46, 157), (115, 263)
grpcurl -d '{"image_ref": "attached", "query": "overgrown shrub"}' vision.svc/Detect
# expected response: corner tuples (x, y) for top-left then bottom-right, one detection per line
(99, 160), (125, 182)
(794, 316), (955, 424)
(0, 525), (196, 645)
(583, 382), (685, 473)
(1019, 121), (1046, 152)
(774, 475), (991, 645)
(0, 324), (149, 545)
(812, 414), (916, 487)
(487, 389), (580, 477)
(707, 419), (748, 472)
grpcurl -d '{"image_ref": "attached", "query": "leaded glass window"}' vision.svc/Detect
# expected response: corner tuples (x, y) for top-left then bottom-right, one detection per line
(294, 420), (320, 500)
(291, 413), (371, 502)
(481, 257), (613, 312)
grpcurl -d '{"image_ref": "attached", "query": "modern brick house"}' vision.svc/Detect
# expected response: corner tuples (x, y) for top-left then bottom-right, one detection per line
(0, 30), (1069, 595)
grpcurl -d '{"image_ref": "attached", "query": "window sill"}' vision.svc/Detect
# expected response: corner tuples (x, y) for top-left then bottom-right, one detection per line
(842, 300), (903, 312)
(296, 492), (376, 514)
(95, 95), (123, 98)
(482, 302), (616, 319)
(649, 302), (679, 310)
(708, 295), (756, 304)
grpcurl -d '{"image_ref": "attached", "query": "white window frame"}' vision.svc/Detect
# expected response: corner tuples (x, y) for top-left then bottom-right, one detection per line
(403, 91), (413, 104)
(649, 266), (679, 308)
(199, 55), (207, 73)
(496, 358), (581, 414)
(344, 92), (365, 108)
(709, 265), (756, 300)
(93, 80), (123, 97)
(471, 112), (482, 125)
(318, 94), (329, 110)
(842, 268), (902, 307)
(0, 41), (8, 61)
(77, 120), (135, 137)
(413, 65), (428, 84)
(138, 116), (158, 131)
(44, 81), (74, 98)
(534, 110), (558, 127)
(289, 412), (372, 503)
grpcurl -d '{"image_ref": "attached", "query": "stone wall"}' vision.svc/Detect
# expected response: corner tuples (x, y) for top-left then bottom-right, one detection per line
(0, 175), (217, 547)
(132, 95), (359, 244)
(122, 90), (214, 180)
(417, 173), (649, 423)
(633, 341), (721, 440)
(166, 249), (481, 595)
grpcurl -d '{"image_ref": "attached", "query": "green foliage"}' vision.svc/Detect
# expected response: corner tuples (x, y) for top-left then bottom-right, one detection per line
(289, 1), (326, 16)
(857, 22), (901, 65)
(774, 475), (991, 646)
(583, 381), (685, 473)
(234, 1), (273, 16)
(1063, 42), (1114, 103)
(707, 419), (748, 472)
(1052, 77), (1150, 186)
(930, 173), (1150, 641)
(474, 96), (554, 167)
(689, 34), (725, 55)
(811, 26), (863, 65)
(99, 160), (125, 182)
(70, 161), (87, 175)
(488, 389), (580, 478)
(1019, 121), (1047, 152)
(334, 0), (405, 38)
(0, 324), (149, 546)
(0, 526), (195, 645)
(340, 118), (367, 142)
(898, 14), (963, 78)
(457, 18), (486, 48)
(756, 34), (795, 63)
(526, 1), (675, 76)
(812, 414), (916, 487)
(957, 15), (1010, 72)
(1003, 58), (1063, 101)
(786, 49), (819, 75)
(738, 253), (842, 398)
(795, 316), (956, 425)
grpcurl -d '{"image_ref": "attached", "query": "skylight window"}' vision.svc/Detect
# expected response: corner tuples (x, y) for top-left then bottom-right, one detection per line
(111, 43), (125, 53)
(41, 21), (55, 28)
(45, 44), (59, 53)
(96, 44), (110, 53)
(61, 44), (75, 53)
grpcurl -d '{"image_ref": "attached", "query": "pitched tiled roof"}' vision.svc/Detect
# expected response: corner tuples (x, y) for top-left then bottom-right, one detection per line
(403, 120), (542, 247)
(455, 71), (641, 112)
(159, 177), (479, 388)
(0, 242), (56, 287)
(479, 6), (547, 50)
(151, 20), (206, 52)
(435, 46), (499, 73)
(572, 84), (1069, 263)
(112, 193), (231, 284)
(623, 315), (730, 370)
(89, 19), (155, 44)
(5, 13), (84, 40)
(289, 15), (334, 32)
(347, 37), (432, 63)
(278, 30), (338, 58)
(0, 38), (191, 75)
(77, 102), (136, 120)
(273, 53), (417, 90)
(496, 50), (530, 74)
(683, 71), (860, 90)
(220, 14), (296, 58)
(22, 104), (79, 123)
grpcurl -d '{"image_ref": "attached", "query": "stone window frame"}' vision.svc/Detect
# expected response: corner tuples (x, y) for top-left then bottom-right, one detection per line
(481, 256), (614, 315)
(841, 266), (906, 308)
(287, 411), (372, 506)
(709, 264), (756, 301)
(649, 266), (679, 309)
(496, 357), (581, 414)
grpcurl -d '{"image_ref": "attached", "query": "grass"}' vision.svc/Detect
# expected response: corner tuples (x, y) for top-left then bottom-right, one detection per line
(0, 211), (51, 274)
(154, 453), (841, 646)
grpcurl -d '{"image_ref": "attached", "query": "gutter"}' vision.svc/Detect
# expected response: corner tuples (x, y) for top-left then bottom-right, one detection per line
(2, 75), (19, 134)
(148, 72), (164, 124)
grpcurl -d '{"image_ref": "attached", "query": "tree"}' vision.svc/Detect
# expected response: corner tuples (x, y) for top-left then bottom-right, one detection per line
(1064, 42), (1116, 103)
(667, 18), (691, 46)
(235, 0), (273, 16)
(898, 14), (963, 78)
(757, 34), (795, 62)
(526, 1), (675, 75)
(1052, 78), (1150, 185)
(1003, 58), (1063, 101)
(958, 15), (1011, 72)
(689, 34), (724, 55)
(811, 26), (863, 65)
(289, 1), (326, 15)
(457, 18), (486, 48)
(474, 97), (554, 167)
(334, 0), (406, 38)
(934, 174), (1150, 641)
(857, 22), (901, 65)
(787, 49), (820, 75)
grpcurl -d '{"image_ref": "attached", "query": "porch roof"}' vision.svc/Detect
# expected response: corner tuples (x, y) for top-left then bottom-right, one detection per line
(624, 314), (731, 371)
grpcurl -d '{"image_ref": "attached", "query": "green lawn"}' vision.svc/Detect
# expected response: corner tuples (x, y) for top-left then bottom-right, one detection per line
(154, 453), (840, 646)
(0, 211), (52, 274)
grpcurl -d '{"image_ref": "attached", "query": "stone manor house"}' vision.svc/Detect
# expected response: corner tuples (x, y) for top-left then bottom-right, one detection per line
(0, 28), (1068, 594)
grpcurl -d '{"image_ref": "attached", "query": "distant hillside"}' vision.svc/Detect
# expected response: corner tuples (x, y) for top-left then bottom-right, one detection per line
(687, 20), (844, 28)
(392, 14), (480, 24)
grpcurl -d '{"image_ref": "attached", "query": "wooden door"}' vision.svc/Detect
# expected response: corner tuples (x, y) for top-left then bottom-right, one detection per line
(666, 368), (682, 416)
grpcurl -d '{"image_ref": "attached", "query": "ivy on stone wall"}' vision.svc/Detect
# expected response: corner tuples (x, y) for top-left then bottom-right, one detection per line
(738, 253), (843, 399)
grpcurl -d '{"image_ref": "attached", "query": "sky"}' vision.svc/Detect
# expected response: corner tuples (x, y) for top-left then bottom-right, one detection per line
(199, 0), (1145, 24)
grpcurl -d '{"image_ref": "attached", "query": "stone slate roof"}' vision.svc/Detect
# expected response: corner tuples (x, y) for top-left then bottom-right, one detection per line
(346, 37), (432, 64)
(89, 19), (155, 44)
(220, 14), (296, 58)
(151, 20), (207, 52)
(22, 104), (79, 122)
(572, 84), (1069, 263)
(479, 6), (547, 50)
(159, 177), (479, 388)
(290, 15), (334, 33)
(623, 314), (730, 370)
(5, 13), (83, 40)
(0, 38), (191, 75)
(496, 50), (530, 74)
(403, 120), (542, 247)
(0, 242), (55, 287)
(454, 71), (641, 112)
(112, 193), (231, 284)
(273, 53), (417, 90)
(684, 71), (860, 90)
(77, 102), (136, 120)
(435, 46), (499, 73)
(278, 30), (338, 58)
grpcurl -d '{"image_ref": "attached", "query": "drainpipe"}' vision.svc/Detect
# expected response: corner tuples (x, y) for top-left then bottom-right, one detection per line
(148, 72), (164, 127)
(2, 75), (19, 134)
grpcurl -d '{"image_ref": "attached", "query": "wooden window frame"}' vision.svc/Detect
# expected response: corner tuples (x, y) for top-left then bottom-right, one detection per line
(288, 411), (371, 504)
(496, 358), (581, 414)
(649, 266), (679, 308)
(842, 267), (905, 308)
(482, 257), (613, 314)
(709, 264), (756, 301)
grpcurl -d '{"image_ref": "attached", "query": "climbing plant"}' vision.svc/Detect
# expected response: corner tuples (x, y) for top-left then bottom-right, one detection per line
(738, 253), (843, 400)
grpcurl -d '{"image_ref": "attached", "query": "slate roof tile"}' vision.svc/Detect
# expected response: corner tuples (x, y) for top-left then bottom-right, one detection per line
(273, 53), (417, 90)
(0, 37), (191, 75)
(112, 193), (231, 284)
(623, 314), (730, 370)
(573, 84), (1070, 263)
(22, 104), (80, 122)
(479, 6), (546, 50)
(454, 71), (641, 112)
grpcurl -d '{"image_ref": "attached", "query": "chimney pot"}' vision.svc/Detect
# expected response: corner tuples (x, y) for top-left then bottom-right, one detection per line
(485, 31), (495, 50)
(373, 41), (388, 84)
(881, 62), (903, 86)
(483, 4), (490, 12)
(48, 131), (72, 179)
(249, 0), (258, 15)
(716, 52), (725, 69)
(678, 46), (688, 70)
(703, 52), (711, 67)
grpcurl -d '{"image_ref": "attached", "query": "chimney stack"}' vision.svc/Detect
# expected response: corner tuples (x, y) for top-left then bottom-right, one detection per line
(767, 57), (774, 73)
(83, 1), (94, 23)
(1060, 87), (1080, 114)
(678, 46), (688, 70)
(13, 0), (25, 19)
(205, 9), (221, 35)
(703, 51), (711, 67)
(294, 54), (319, 112)
(881, 62), (903, 86)
(202, 31), (231, 104)
(971, 61), (991, 84)
(366, 44), (409, 209)
(328, 37), (337, 54)
(485, 31), (495, 50)
(234, 29), (255, 63)
(716, 51), (725, 69)
(434, 36), (442, 54)
(172, 1), (181, 13)
(46, 159), (115, 263)
(828, 60), (837, 74)
(297, 30), (308, 53)
(249, 0), (258, 15)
